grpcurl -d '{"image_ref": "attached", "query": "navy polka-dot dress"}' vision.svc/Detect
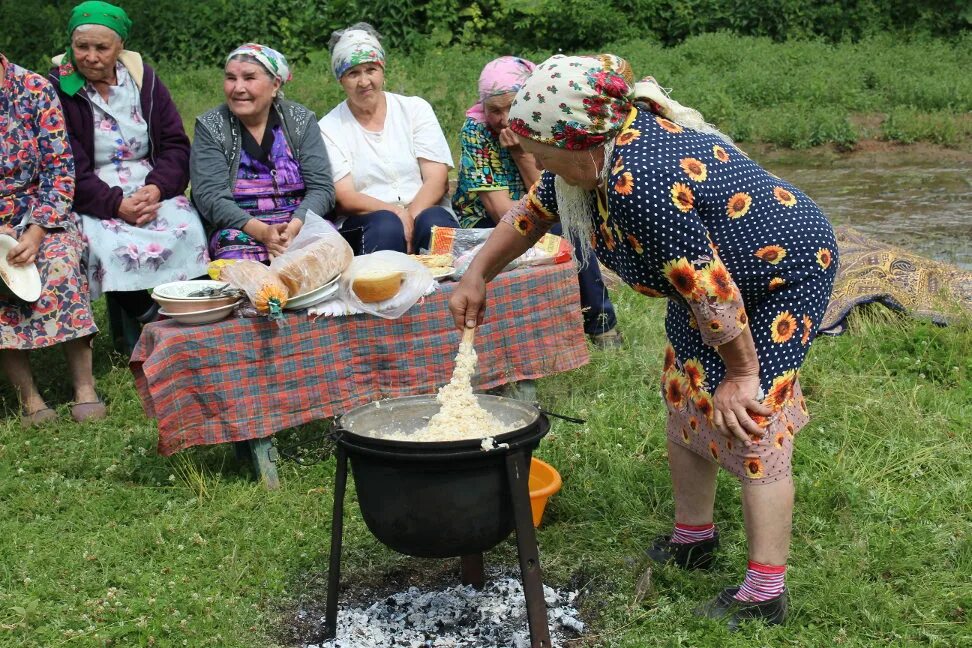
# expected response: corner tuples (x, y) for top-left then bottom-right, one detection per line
(507, 106), (838, 483)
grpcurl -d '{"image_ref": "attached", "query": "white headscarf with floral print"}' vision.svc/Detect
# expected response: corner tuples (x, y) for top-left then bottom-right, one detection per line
(509, 53), (730, 150)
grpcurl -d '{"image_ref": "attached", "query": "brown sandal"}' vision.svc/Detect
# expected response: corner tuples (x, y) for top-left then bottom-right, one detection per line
(22, 407), (58, 426)
(70, 400), (107, 423)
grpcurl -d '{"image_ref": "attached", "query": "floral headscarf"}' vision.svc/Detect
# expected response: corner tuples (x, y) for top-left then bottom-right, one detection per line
(508, 53), (730, 150)
(465, 56), (536, 124)
(226, 43), (292, 84)
(329, 25), (385, 80)
(59, 1), (132, 96)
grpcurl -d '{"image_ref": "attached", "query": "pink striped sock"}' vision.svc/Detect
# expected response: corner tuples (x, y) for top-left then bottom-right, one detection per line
(670, 522), (716, 544)
(734, 560), (787, 602)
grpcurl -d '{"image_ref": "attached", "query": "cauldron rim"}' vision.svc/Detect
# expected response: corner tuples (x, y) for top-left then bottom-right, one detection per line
(336, 393), (541, 453)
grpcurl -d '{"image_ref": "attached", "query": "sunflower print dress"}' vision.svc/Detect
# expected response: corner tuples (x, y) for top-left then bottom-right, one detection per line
(504, 105), (838, 484)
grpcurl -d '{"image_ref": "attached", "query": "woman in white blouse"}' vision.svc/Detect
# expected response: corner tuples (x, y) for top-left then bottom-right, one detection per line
(318, 23), (457, 254)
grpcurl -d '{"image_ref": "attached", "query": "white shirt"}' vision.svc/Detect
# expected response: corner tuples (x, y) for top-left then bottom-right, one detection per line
(318, 92), (454, 212)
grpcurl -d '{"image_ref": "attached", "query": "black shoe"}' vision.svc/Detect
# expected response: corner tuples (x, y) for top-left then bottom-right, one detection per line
(136, 302), (161, 325)
(696, 586), (788, 630)
(589, 328), (623, 350)
(644, 532), (719, 570)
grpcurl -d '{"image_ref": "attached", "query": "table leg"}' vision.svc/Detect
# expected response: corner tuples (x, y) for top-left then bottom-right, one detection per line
(506, 450), (551, 648)
(460, 553), (485, 589)
(324, 445), (348, 640)
(500, 379), (537, 403)
(249, 437), (280, 489)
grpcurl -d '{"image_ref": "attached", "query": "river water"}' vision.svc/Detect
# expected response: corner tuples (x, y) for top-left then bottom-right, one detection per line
(761, 147), (972, 269)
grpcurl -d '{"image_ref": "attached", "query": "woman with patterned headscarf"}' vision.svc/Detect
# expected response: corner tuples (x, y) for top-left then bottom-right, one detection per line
(190, 43), (335, 263)
(450, 54), (838, 628)
(318, 23), (457, 254)
(453, 56), (621, 348)
(49, 1), (208, 354)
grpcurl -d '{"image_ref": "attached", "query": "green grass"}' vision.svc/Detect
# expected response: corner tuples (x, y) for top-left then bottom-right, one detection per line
(1, 291), (970, 647)
(159, 33), (972, 155)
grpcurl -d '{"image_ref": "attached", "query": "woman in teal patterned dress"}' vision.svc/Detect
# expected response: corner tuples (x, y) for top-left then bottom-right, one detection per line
(0, 53), (104, 424)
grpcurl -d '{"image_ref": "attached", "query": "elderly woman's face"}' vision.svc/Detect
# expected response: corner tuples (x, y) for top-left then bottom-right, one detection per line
(223, 59), (280, 122)
(339, 62), (384, 108)
(71, 25), (123, 83)
(520, 138), (603, 190)
(483, 93), (515, 135)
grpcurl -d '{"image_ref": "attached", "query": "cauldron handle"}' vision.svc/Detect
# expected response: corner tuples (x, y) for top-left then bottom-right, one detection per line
(537, 408), (586, 424)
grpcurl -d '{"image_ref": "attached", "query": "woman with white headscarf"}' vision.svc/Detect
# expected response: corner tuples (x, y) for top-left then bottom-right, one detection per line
(318, 23), (457, 254)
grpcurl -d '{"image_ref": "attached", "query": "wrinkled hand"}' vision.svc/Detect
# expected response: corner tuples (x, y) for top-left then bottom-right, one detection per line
(118, 184), (162, 226)
(448, 273), (487, 330)
(6, 225), (45, 267)
(395, 205), (415, 254)
(263, 223), (291, 258)
(497, 127), (521, 150)
(712, 372), (773, 447)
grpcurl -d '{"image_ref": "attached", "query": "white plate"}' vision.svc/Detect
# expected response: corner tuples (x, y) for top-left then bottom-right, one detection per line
(430, 266), (455, 281)
(0, 234), (42, 302)
(284, 281), (340, 310)
(158, 300), (239, 325)
(153, 279), (231, 300)
(284, 274), (341, 310)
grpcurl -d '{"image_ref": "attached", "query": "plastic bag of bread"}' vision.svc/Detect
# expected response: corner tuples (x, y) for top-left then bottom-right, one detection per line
(339, 251), (433, 319)
(221, 260), (289, 319)
(269, 213), (353, 296)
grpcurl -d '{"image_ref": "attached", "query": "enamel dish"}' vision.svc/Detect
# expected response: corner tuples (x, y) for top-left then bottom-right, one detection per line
(0, 234), (43, 302)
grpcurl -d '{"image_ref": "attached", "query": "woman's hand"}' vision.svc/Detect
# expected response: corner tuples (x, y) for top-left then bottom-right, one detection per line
(6, 225), (46, 267)
(395, 205), (415, 253)
(118, 185), (162, 226)
(448, 272), (488, 330)
(712, 372), (773, 446)
(497, 128), (521, 151)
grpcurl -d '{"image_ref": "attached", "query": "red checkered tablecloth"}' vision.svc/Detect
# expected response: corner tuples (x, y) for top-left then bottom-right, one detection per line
(130, 263), (590, 455)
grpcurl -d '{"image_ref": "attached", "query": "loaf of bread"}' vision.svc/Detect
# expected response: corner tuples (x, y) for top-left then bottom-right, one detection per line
(275, 238), (352, 296)
(352, 269), (404, 303)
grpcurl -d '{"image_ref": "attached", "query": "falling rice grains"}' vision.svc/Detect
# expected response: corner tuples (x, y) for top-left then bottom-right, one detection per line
(406, 339), (506, 442)
(311, 576), (585, 648)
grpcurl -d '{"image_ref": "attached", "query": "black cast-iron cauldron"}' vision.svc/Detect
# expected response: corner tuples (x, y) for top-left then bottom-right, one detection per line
(335, 394), (550, 559)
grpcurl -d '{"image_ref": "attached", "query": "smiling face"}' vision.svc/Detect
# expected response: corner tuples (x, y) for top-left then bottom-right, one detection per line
(339, 62), (385, 110)
(519, 138), (604, 190)
(71, 25), (123, 83)
(223, 58), (280, 122)
(483, 92), (515, 135)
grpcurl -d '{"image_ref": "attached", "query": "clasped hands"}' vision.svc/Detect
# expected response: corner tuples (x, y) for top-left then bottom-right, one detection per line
(117, 184), (163, 226)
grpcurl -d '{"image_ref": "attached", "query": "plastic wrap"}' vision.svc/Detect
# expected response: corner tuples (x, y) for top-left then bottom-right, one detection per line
(221, 260), (289, 319)
(429, 226), (572, 279)
(339, 251), (434, 319)
(269, 217), (353, 296)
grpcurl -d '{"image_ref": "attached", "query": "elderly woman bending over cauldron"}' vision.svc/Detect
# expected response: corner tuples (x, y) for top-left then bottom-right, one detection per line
(450, 54), (838, 628)
(50, 1), (208, 350)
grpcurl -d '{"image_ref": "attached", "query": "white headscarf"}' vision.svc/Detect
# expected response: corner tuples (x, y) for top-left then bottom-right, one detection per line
(329, 23), (385, 79)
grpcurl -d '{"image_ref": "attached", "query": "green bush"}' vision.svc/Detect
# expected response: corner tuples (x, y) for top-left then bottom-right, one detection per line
(2, 0), (968, 72)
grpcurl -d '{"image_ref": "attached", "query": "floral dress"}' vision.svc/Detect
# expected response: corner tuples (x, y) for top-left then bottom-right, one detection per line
(0, 55), (98, 350)
(452, 117), (528, 229)
(76, 64), (207, 298)
(507, 106), (838, 484)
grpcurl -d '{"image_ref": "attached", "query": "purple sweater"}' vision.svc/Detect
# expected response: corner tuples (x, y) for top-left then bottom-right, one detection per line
(49, 62), (190, 219)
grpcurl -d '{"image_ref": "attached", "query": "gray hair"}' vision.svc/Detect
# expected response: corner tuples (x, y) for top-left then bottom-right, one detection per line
(72, 23), (122, 42)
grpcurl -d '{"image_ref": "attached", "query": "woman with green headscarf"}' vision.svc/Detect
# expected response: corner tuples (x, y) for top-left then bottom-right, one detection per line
(49, 1), (208, 354)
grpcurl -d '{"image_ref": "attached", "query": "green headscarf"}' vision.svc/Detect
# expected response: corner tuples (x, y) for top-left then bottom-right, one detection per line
(60, 1), (133, 96)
